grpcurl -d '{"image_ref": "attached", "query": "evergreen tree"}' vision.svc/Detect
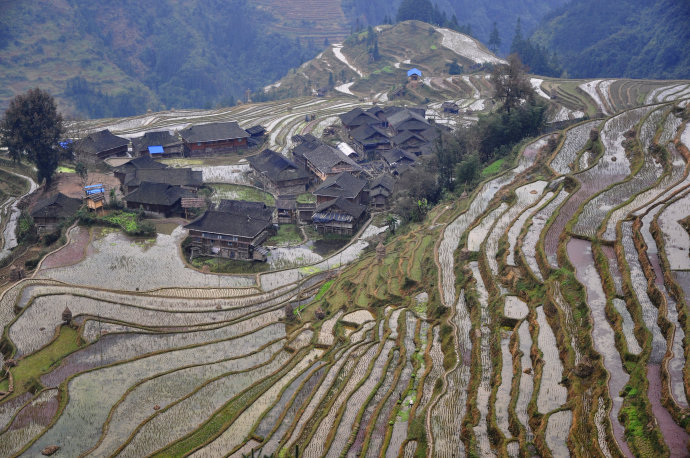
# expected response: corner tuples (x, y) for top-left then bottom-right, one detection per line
(510, 18), (523, 54)
(396, 0), (433, 23)
(488, 22), (501, 54)
(1, 88), (63, 186)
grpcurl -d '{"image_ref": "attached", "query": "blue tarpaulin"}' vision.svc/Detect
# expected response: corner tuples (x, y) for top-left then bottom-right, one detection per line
(407, 68), (422, 77)
(148, 145), (164, 155)
(84, 184), (105, 195)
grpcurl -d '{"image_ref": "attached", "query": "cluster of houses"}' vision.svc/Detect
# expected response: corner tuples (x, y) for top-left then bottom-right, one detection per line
(72, 121), (266, 160)
(33, 105), (441, 263)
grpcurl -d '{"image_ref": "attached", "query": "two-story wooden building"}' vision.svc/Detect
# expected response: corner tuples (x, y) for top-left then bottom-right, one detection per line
(131, 131), (184, 157)
(312, 172), (367, 206)
(74, 129), (129, 160)
(185, 200), (274, 261)
(312, 197), (366, 236)
(180, 122), (250, 157)
(31, 193), (82, 233)
(247, 149), (310, 196)
(123, 182), (193, 217)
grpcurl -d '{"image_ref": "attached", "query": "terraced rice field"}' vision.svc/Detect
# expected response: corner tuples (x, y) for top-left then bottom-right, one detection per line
(1, 89), (690, 457)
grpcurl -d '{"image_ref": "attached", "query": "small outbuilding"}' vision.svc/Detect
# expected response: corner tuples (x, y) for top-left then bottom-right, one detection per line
(407, 68), (422, 81)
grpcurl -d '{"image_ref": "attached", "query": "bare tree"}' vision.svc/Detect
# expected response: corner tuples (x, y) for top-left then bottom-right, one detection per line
(490, 54), (534, 114)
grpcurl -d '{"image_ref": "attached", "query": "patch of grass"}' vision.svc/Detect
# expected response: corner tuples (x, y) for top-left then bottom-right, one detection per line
(210, 184), (275, 206)
(190, 256), (270, 274)
(297, 193), (316, 204)
(315, 280), (334, 302)
(430, 44), (437, 50)
(481, 158), (504, 177)
(267, 224), (302, 245)
(7, 326), (81, 399)
(56, 166), (76, 173)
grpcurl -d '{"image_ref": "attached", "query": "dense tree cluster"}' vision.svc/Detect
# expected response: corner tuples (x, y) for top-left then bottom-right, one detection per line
(510, 19), (562, 77)
(0, 88), (63, 186)
(396, 0), (472, 36)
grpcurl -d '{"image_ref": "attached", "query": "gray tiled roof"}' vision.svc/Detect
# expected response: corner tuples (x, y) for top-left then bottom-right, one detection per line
(180, 122), (249, 143)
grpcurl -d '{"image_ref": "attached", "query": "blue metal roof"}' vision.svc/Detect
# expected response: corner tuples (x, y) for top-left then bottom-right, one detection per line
(148, 145), (164, 155)
(407, 68), (422, 77)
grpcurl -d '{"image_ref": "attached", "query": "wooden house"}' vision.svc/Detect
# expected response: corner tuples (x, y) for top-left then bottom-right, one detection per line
(74, 130), (129, 160)
(31, 193), (82, 233)
(185, 200), (275, 261)
(180, 122), (250, 156)
(123, 182), (194, 217)
(313, 172), (367, 206)
(368, 175), (395, 209)
(312, 197), (366, 236)
(120, 168), (203, 194)
(247, 149), (310, 196)
(132, 131), (184, 157)
(339, 107), (382, 132)
(113, 155), (168, 185)
(297, 144), (362, 182)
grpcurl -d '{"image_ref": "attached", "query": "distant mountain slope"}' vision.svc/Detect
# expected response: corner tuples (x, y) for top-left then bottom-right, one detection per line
(531, 0), (690, 79)
(344, 0), (568, 54)
(0, 0), (320, 118)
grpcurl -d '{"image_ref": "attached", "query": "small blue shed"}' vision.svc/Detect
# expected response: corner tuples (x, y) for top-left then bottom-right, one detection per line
(407, 68), (422, 80)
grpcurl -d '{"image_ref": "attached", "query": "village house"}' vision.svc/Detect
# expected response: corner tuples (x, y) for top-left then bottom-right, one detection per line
(442, 101), (460, 114)
(245, 125), (267, 148)
(119, 168), (203, 194)
(368, 175), (395, 209)
(74, 129), (129, 160)
(336, 142), (361, 162)
(123, 181), (194, 217)
(113, 155), (168, 184)
(185, 200), (275, 261)
(275, 198), (297, 224)
(339, 107), (382, 132)
(407, 68), (422, 81)
(349, 124), (391, 158)
(180, 122), (250, 156)
(31, 193), (82, 233)
(131, 131), (184, 157)
(247, 149), (310, 196)
(387, 109), (430, 134)
(312, 172), (367, 206)
(380, 148), (417, 170)
(312, 197), (366, 236)
(293, 142), (362, 182)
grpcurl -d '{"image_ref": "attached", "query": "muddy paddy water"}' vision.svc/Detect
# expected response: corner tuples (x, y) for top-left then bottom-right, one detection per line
(567, 237), (632, 457)
(37, 226), (255, 291)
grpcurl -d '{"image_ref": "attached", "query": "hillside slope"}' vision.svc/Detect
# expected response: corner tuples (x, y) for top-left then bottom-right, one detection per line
(531, 0), (690, 79)
(0, 0), (321, 117)
(264, 21), (504, 104)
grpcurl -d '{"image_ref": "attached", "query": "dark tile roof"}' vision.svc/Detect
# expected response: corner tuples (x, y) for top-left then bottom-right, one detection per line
(314, 172), (366, 199)
(125, 168), (203, 188)
(31, 193), (82, 219)
(387, 109), (429, 131)
(392, 130), (427, 146)
(75, 130), (129, 155)
(180, 122), (249, 143)
(247, 149), (309, 183)
(303, 145), (361, 174)
(339, 108), (380, 128)
(114, 156), (168, 174)
(216, 199), (274, 220)
(380, 148), (417, 165)
(314, 197), (365, 219)
(291, 138), (323, 159)
(275, 198), (296, 210)
(131, 131), (181, 152)
(369, 174), (395, 192)
(246, 125), (266, 136)
(185, 199), (274, 239)
(124, 182), (192, 207)
(350, 124), (389, 143)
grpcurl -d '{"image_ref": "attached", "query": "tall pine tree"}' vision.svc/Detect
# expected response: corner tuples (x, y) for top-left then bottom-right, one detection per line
(488, 22), (501, 54)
